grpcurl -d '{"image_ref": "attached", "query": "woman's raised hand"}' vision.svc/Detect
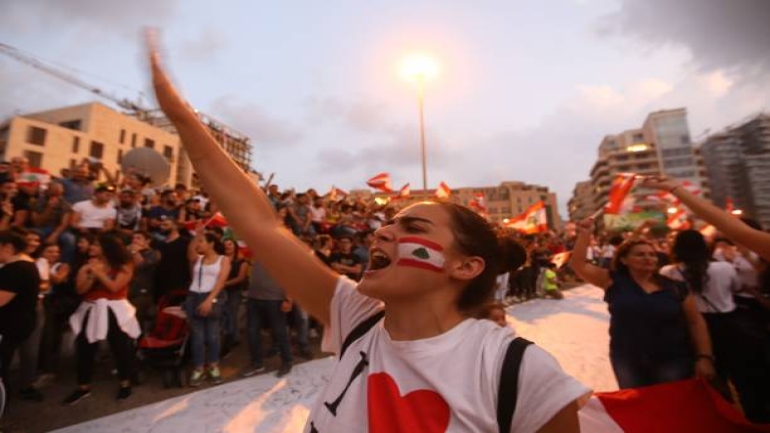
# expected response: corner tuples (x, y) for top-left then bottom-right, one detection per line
(146, 29), (193, 124)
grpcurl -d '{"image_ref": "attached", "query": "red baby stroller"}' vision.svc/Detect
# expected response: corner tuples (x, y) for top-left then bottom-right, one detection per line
(138, 290), (190, 388)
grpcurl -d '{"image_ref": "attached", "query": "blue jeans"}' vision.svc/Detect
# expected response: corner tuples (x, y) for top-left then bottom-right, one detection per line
(185, 292), (223, 368)
(611, 352), (693, 389)
(246, 299), (291, 367)
(221, 289), (241, 344)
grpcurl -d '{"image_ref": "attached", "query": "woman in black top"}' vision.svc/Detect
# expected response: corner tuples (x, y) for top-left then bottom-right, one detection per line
(221, 238), (248, 353)
(0, 230), (41, 394)
(570, 218), (715, 389)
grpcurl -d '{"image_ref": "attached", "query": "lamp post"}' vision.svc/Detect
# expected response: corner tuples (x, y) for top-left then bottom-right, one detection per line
(401, 54), (437, 192)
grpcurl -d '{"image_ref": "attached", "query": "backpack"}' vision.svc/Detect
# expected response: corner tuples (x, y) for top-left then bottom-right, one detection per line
(340, 311), (533, 433)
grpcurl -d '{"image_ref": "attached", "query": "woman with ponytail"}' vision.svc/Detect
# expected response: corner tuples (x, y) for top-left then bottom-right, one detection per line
(147, 32), (589, 432)
(661, 230), (770, 423)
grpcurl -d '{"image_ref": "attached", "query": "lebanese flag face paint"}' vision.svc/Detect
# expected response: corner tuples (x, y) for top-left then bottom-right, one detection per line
(396, 236), (445, 273)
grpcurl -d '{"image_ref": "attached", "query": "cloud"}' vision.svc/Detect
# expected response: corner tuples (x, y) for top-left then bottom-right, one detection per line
(599, 0), (770, 77)
(0, 0), (177, 38)
(208, 97), (304, 149)
(180, 29), (228, 62)
(304, 96), (390, 133)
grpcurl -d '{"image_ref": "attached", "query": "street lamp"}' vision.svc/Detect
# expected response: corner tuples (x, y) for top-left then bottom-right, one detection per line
(400, 53), (438, 191)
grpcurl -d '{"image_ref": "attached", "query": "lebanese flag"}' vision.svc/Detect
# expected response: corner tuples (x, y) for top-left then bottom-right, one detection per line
(469, 192), (487, 213)
(17, 167), (51, 187)
(394, 183), (410, 199)
(667, 208), (690, 230)
(434, 181), (451, 199)
(604, 173), (637, 215)
(506, 201), (548, 234)
(578, 379), (770, 432)
(551, 251), (571, 269)
(182, 212), (229, 233)
(327, 186), (348, 201)
(366, 173), (393, 193)
(396, 236), (445, 273)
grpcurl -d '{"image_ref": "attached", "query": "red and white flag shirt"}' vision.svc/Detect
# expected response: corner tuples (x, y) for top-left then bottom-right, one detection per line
(307, 277), (590, 433)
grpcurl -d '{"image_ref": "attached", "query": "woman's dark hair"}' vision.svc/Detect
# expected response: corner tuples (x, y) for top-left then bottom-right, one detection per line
(475, 301), (507, 321)
(97, 233), (132, 270)
(671, 230), (710, 294)
(611, 239), (656, 275)
(435, 202), (526, 313)
(203, 232), (225, 255)
(223, 238), (239, 261)
(77, 232), (96, 245)
(0, 229), (28, 254)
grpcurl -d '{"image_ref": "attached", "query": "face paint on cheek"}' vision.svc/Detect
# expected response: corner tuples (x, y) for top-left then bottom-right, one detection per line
(396, 236), (445, 273)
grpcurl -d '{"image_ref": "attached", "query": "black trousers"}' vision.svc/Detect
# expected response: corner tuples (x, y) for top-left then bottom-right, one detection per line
(75, 310), (135, 385)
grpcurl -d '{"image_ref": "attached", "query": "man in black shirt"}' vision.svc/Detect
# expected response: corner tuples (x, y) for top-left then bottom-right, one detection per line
(153, 218), (191, 302)
(330, 236), (363, 281)
(0, 230), (41, 393)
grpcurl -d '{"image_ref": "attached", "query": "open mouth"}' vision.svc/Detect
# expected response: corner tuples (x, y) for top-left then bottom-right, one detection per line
(368, 248), (392, 271)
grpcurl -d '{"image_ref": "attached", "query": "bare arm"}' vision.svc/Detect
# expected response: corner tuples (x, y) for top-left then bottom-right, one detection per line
(91, 264), (134, 293)
(148, 34), (338, 326)
(0, 290), (16, 307)
(75, 264), (96, 295)
(224, 260), (248, 287)
(569, 219), (611, 290)
(642, 176), (770, 262)
(536, 400), (580, 433)
(681, 294), (716, 380)
(50, 263), (70, 285)
(70, 211), (82, 230)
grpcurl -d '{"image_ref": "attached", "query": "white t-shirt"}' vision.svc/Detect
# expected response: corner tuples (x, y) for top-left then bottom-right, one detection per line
(190, 255), (224, 294)
(310, 205), (327, 223)
(602, 245), (616, 259)
(307, 277), (589, 433)
(713, 249), (759, 297)
(659, 261), (740, 313)
(72, 200), (117, 229)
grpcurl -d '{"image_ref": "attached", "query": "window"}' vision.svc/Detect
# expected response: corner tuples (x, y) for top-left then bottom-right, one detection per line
(144, 138), (155, 149)
(26, 126), (47, 146)
(72, 136), (80, 153)
(117, 149), (123, 164)
(119, 129), (126, 144)
(23, 150), (43, 167)
(131, 133), (137, 148)
(163, 145), (174, 160)
(90, 141), (104, 159)
(69, 158), (77, 168)
(59, 120), (82, 131)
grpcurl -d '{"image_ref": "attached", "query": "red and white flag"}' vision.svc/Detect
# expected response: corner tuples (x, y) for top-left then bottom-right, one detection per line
(327, 186), (348, 201)
(366, 173), (393, 193)
(396, 236), (445, 273)
(434, 181), (451, 199)
(394, 183), (410, 199)
(17, 167), (51, 187)
(667, 208), (690, 230)
(578, 379), (770, 433)
(468, 192), (487, 214)
(506, 201), (548, 234)
(604, 173), (637, 215)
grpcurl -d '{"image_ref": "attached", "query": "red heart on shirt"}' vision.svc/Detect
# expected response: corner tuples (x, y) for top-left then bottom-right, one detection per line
(368, 372), (450, 432)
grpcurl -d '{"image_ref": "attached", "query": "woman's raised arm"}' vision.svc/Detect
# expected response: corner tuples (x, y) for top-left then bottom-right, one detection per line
(147, 33), (338, 326)
(641, 175), (770, 262)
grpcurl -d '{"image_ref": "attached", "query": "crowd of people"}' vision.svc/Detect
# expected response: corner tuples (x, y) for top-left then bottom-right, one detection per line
(2, 146), (770, 426)
(1, 40), (769, 430)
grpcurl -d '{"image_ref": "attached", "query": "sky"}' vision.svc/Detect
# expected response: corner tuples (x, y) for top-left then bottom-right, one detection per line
(1, 0), (769, 217)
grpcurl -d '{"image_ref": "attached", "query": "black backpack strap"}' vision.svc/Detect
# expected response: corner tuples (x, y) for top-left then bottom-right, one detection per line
(339, 310), (385, 359)
(497, 337), (534, 433)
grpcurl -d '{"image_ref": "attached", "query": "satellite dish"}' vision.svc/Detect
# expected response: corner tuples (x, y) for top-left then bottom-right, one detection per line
(120, 147), (171, 188)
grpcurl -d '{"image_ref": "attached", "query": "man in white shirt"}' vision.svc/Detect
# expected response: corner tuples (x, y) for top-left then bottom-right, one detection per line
(71, 185), (117, 233)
